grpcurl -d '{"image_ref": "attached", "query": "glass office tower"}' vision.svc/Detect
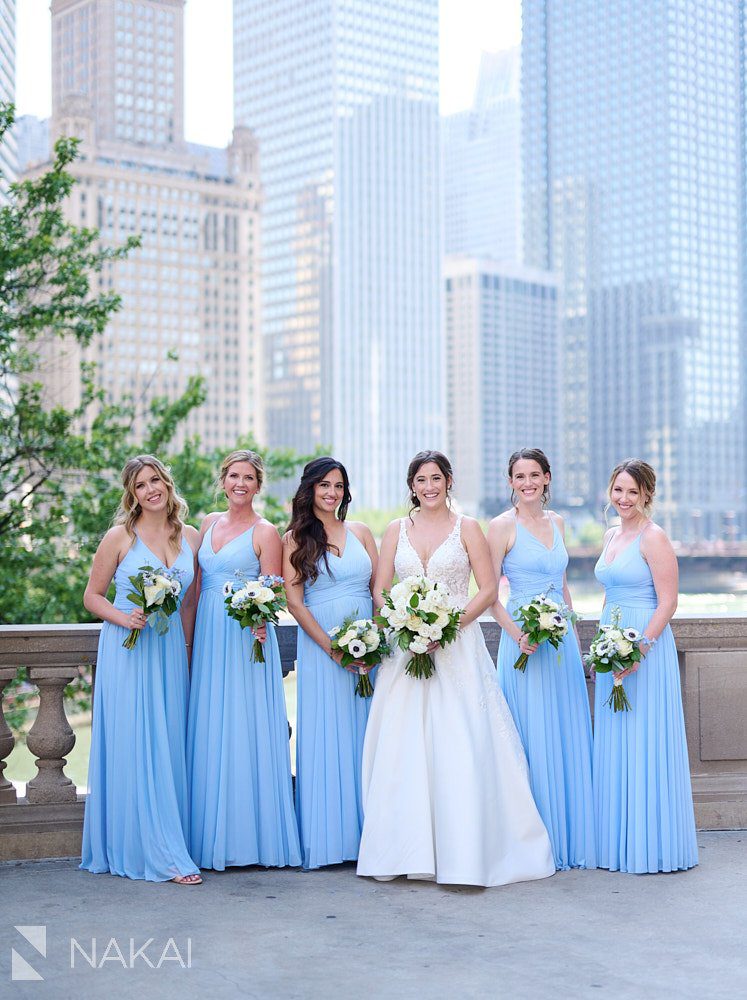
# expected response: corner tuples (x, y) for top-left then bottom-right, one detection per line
(523, 0), (747, 537)
(0, 0), (16, 196)
(234, 0), (442, 507)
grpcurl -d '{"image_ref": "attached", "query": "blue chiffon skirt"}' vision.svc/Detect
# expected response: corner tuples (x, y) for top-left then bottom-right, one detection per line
(593, 613), (698, 873)
(81, 619), (199, 881)
(187, 591), (300, 870)
(497, 631), (596, 870)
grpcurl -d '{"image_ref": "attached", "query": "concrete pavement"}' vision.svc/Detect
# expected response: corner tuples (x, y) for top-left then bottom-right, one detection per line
(1, 831), (745, 999)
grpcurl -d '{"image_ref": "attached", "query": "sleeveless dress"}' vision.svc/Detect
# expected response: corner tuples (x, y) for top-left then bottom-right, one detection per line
(357, 516), (555, 886)
(496, 518), (596, 870)
(186, 523), (301, 870)
(594, 532), (698, 873)
(81, 534), (200, 881)
(295, 528), (375, 869)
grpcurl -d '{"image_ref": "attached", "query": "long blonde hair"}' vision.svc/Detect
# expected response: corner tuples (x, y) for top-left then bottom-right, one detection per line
(114, 455), (188, 550)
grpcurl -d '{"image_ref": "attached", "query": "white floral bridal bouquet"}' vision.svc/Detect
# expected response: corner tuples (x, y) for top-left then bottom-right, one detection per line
(123, 564), (184, 649)
(223, 573), (287, 664)
(375, 575), (462, 680)
(511, 588), (578, 672)
(585, 606), (643, 712)
(328, 614), (389, 697)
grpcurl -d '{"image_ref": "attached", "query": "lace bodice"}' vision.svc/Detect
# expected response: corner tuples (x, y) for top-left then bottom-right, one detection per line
(394, 515), (471, 606)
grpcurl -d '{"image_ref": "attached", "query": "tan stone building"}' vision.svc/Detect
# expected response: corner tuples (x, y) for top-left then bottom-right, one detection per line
(31, 0), (262, 449)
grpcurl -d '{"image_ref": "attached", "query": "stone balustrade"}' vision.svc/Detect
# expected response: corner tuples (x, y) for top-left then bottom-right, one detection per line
(0, 618), (745, 860)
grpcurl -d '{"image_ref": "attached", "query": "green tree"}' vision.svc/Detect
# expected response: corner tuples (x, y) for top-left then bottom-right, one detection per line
(0, 104), (311, 626)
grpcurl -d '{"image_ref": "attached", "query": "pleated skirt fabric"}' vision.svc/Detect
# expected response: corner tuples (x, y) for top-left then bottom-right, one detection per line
(593, 612), (698, 873)
(295, 592), (374, 870)
(186, 591), (301, 870)
(498, 631), (596, 870)
(81, 619), (200, 882)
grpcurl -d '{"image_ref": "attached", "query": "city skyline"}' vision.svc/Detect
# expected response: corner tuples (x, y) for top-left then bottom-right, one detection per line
(235, 0), (442, 509)
(14, 0), (522, 143)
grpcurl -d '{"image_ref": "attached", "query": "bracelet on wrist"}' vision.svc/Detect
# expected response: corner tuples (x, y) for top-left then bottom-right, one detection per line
(642, 634), (657, 647)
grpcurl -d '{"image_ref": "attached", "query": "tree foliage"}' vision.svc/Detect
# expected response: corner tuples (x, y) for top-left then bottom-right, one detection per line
(0, 104), (311, 625)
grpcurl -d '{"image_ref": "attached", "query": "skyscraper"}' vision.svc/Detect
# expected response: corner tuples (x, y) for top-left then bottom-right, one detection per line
(0, 0), (17, 194)
(13, 115), (49, 171)
(35, 0), (262, 450)
(523, 0), (747, 538)
(445, 257), (560, 515)
(443, 48), (521, 264)
(234, 0), (442, 507)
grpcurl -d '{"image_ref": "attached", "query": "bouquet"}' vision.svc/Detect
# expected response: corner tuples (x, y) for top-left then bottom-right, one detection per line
(512, 588), (578, 672)
(328, 614), (389, 697)
(375, 575), (462, 680)
(223, 573), (287, 663)
(123, 564), (184, 650)
(585, 606), (643, 712)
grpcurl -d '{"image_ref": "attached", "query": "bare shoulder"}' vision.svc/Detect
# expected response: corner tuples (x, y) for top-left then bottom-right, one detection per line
(99, 524), (132, 555)
(459, 515), (485, 539)
(282, 528), (296, 550)
(254, 518), (281, 541)
(183, 524), (201, 553)
(641, 521), (674, 554)
(486, 509), (514, 541)
(199, 511), (222, 536)
(548, 509), (565, 531)
(383, 518), (402, 541)
(347, 520), (375, 544)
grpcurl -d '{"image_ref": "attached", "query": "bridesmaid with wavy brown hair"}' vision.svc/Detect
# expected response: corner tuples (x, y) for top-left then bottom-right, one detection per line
(283, 457), (378, 870)
(81, 455), (202, 883)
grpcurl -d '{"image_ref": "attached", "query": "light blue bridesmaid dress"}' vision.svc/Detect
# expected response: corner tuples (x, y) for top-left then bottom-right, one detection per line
(594, 530), (698, 873)
(496, 518), (596, 870)
(186, 523), (301, 869)
(295, 528), (374, 870)
(81, 533), (200, 881)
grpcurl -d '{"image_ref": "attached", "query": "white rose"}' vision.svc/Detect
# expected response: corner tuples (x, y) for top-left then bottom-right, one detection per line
(256, 586), (275, 604)
(409, 639), (428, 654)
(352, 619), (368, 630)
(406, 614), (423, 632)
(339, 630), (357, 647)
(538, 611), (556, 630)
(230, 591), (246, 608)
(144, 583), (166, 606)
(364, 630), (380, 650)
(616, 639), (633, 657)
(378, 605), (392, 619)
(389, 609), (410, 629)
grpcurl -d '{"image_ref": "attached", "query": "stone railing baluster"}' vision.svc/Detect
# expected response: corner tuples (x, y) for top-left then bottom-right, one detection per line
(25, 666), (79, 805)
(0, 667), (18, 804)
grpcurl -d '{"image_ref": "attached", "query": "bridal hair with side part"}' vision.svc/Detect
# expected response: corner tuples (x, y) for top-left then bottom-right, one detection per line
(406, 450), (454, 518)
(114, 454), (188, 550)
(606, 458), (656, 518)
(507, 448), (552, 508)
(287, 456), (352, 584)
(215, 448), (265, 502)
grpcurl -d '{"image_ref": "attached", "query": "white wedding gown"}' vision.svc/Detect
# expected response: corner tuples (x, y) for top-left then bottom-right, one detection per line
(357, 516), (555, 887)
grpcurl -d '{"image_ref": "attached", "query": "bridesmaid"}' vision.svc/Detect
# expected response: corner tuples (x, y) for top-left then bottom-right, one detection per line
(594, 459), (697, 873)
(282, 457), (378, 870)
(488, 448), (595, 870)
(184, 450), (301, 870)
(81, 455), (202, 883)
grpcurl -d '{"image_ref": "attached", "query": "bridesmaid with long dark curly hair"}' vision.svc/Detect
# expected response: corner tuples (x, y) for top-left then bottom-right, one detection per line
(282, 457), (378, 869)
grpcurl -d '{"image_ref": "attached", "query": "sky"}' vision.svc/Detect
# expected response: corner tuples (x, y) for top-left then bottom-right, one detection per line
(15, 0), (521, 147)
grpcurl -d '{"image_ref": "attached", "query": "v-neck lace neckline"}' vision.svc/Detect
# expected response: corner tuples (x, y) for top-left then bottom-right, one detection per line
(403, 516), (461, 576)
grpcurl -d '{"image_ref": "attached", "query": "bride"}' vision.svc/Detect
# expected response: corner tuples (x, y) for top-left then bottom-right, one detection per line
(357, 451), (555, 887)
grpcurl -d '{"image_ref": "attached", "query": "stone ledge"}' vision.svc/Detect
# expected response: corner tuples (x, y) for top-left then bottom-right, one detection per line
(0, 798), (84, 861)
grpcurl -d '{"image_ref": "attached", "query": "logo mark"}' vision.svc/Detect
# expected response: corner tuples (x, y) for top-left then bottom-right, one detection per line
(12, 925), (46, 981)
